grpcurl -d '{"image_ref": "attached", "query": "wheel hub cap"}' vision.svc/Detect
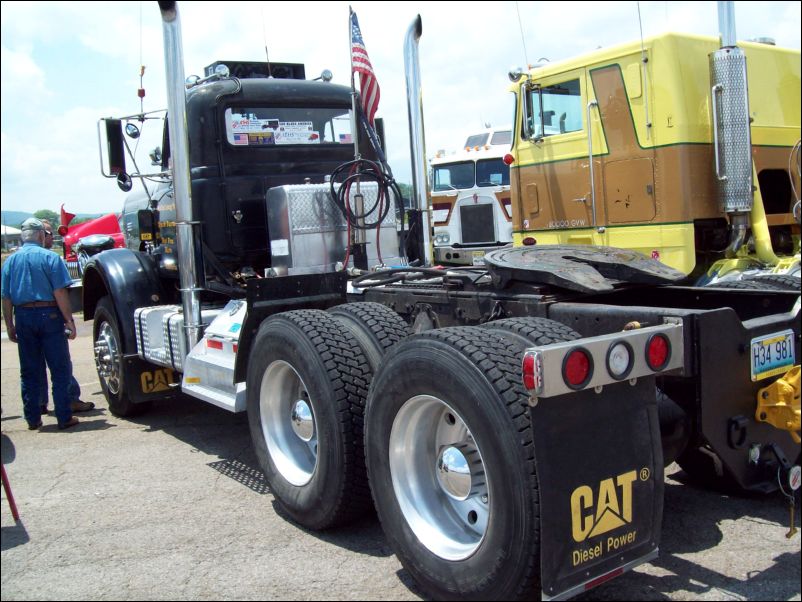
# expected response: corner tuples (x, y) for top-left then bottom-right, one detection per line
(291, 399), (314, 442)
(436, 446), (472, 500)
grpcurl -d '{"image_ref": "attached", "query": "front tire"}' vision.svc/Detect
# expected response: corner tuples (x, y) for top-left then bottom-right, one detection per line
(93, 296), (150, 417)
(366, 326), (540, 600)
(246, 310), (373, 530)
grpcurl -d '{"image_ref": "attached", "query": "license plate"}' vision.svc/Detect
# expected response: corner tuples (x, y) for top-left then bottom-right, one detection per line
(750, 330), (795, 381)
(472, 251), (486, 266)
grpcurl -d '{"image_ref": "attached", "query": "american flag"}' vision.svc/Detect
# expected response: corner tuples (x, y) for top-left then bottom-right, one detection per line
(350, 10), (380, 127)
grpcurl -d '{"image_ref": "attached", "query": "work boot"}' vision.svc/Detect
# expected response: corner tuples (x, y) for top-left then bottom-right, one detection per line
(71, 400), (95, 412)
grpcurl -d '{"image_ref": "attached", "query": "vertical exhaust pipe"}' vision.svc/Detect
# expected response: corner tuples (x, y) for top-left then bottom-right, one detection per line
(710, 1), (753, 257)
(159, 1), (204, 348)
(404, 15), (433, 266)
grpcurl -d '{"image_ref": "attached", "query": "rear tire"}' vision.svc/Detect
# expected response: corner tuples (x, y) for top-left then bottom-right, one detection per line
(365, 326), (540, 600)
(93, 296), (150, 417)
(743, 274), (800, 291)
(246, 310), (373, 530)
(480, 317), (580, 350)
(329, 302), (409, 371)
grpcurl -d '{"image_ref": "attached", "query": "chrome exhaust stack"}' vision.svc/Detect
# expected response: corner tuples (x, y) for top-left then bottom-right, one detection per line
(404, 15), (433, 266)
(710, 1), (754, 258)
(159, 1), (204, 348)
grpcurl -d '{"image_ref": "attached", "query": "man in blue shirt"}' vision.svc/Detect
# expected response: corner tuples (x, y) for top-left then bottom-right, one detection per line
(38, 219), (94, 415)
(2, 217), (80, 430)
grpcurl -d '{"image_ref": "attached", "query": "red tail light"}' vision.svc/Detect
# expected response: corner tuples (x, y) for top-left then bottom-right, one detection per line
(563, 348), (593, 389)
(646, 334), (670, 370)
(522, 353), (536, 390)
(57, 225), (68, 236)
(522, 237), (537, 246)
(503, 153), (515, 165)
(206, 339), (223, 350)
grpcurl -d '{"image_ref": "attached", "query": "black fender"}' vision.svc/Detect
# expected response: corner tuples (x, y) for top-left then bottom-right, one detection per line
(82, 249), (169, 354)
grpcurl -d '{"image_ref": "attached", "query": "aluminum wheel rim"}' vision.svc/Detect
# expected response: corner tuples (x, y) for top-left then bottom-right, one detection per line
(389, 395), (489, 560)
(96, 321), (121, 395)
(260, 360), (318, 486)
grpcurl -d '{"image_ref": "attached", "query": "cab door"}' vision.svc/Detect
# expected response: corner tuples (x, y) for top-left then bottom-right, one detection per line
(516, 68), (602, 232)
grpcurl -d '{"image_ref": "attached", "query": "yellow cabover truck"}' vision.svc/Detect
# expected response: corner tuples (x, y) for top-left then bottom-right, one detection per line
(508, 31), (800, 287)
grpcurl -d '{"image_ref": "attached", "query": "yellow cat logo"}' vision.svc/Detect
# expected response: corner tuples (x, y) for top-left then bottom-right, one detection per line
(141, 368), (175, 393)
(571, 470), (639, 542)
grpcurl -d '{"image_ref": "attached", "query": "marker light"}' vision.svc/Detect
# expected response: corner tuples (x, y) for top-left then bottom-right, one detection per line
(522, 352), (536, 390)
(503, 153), (515, 165)
(646, 334), (671, 371)
(606, 341), (633, 379)
(563, 347), (593, 389)
(58, 225), (69, 236)
(522, 237), (537, 246)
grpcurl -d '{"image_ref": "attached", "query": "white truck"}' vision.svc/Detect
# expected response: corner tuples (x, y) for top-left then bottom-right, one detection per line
(430, 127), (513, 264)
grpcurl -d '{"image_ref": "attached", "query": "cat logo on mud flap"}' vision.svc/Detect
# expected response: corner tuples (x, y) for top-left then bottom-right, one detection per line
(571, 469), (641, 542)
(141, 368), (175, 393)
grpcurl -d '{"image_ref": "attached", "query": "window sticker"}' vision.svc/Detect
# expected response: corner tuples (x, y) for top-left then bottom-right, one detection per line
(275, 122), (320, 145)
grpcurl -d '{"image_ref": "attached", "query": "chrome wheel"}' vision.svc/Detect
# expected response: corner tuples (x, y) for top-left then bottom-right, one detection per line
(260, 360), (318, 486)
(389, 395), (489, 560)
(94, 321), (121, 395)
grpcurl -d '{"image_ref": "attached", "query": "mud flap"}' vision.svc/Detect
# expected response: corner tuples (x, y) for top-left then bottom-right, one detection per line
(530, 378), (663, 600)
(123, 354), (180, 403)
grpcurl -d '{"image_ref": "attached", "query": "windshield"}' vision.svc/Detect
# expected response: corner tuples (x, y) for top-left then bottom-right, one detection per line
(225, 107), (353, 146)
(476, 158), (509, 187)
(433, 161), (475, 191)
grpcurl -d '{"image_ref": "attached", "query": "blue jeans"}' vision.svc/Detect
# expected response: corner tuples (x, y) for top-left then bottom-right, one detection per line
(15, 307), (73, 427)
(39, 370), (81, 408)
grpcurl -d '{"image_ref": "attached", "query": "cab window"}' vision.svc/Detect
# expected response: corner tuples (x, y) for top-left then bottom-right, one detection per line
(464, 133), (489, 148)
(476, 158), (509, 187)
(527, 79), (582, 138)
(224, 107), (353, 146)
(490, 130), (512, 146)
(433, 161), (475, 191)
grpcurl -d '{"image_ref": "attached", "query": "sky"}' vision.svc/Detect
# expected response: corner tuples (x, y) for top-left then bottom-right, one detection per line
(1, 1), (800, 216)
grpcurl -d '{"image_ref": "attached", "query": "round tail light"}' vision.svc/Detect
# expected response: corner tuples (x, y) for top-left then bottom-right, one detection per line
(503, 153), (515, 165)
(646, 334), (671, 371)
(57, 225), (68, 236)
(606, 341), (633, 379)
(562, 348), (593, 390)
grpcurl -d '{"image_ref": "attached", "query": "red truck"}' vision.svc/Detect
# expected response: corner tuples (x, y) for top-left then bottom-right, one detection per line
(58, 208), (125, 279)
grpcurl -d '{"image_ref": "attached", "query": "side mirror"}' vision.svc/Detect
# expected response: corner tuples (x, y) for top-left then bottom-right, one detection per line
(125, 122), (141, 139)
(105, 119), (127, 175)
(117, 172), (133, 192)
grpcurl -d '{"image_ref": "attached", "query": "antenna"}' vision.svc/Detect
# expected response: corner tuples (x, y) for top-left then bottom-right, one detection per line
(261, 4), (273, 77)
(515, 1), (530, 69)
(637, 2), (653, 138)
(138, 1), (146, 115)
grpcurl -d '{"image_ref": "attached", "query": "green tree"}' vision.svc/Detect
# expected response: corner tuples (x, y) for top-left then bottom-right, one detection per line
(34, 209), (59, 225)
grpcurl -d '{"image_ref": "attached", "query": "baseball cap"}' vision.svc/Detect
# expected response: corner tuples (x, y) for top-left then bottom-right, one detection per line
(20, 217), (44, 232)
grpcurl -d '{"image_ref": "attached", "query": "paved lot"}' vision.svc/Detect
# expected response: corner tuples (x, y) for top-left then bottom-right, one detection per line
(1, 318), (800, 600)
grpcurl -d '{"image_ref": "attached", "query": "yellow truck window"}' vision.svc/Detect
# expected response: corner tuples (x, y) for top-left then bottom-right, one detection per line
(528, 79), (582, 137)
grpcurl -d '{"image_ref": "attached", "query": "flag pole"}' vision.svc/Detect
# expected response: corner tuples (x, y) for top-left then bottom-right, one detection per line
(349, 6), (361, 162)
